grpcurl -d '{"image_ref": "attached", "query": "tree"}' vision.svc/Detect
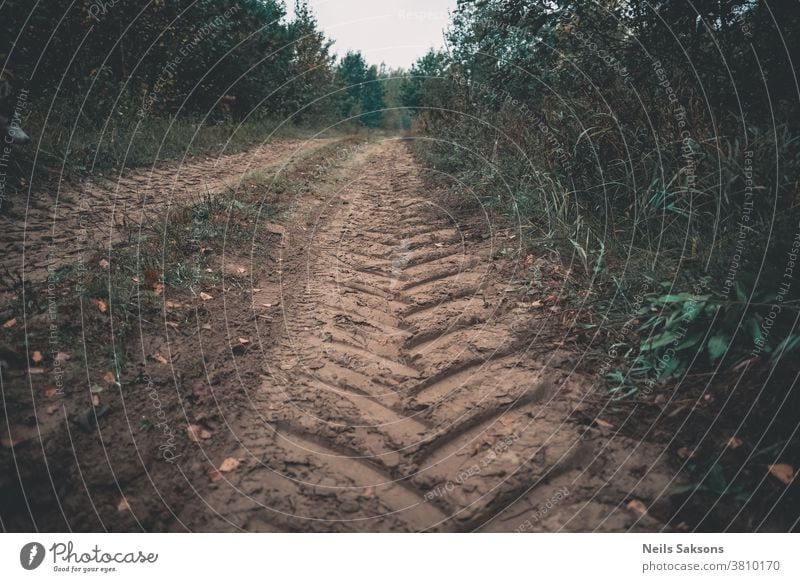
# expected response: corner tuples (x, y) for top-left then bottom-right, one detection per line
(287, 0), (337, 122)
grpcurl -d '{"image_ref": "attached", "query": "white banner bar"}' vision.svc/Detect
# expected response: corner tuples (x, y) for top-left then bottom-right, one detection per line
(1, 534), (796, 581)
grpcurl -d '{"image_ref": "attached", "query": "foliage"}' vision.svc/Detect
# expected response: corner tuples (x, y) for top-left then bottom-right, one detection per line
(403, 0), (800, 383)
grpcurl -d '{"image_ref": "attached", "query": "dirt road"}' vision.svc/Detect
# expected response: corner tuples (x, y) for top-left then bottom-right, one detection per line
(1, 138), (680, 532)
(179, 139), (679, 532)
(0, 138), (333, 281)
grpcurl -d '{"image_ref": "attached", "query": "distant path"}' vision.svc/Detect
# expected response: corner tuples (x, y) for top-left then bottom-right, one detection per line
(0, 138), (334, 282)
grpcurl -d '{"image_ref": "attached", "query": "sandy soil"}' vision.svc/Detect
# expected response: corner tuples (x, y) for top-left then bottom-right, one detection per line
(0, 138), (683, 532)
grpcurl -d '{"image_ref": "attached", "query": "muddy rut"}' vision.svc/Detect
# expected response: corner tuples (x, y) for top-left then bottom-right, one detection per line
(187, 140), (675, 532)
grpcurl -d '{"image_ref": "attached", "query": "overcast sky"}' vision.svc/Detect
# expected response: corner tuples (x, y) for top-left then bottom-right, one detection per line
(287, 0), (457, 69)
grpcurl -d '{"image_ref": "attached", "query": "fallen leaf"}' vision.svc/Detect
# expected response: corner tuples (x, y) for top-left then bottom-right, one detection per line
(768, 464), (795, 485)
(726, 436), (743, 450)
(0, 425), (35, 448)
(199, 292), (213, 301)
(91, 298), (108, 313)
(116, 497), (130, 512)
(187, 424), (213, 442)
(143, 268), (160, 286)
(627, 499), (648, 516)
(219, 457), (241, 472)
(102, 371), (117, 385)
(165, 300), (182, 309)
(208, 469), (222, 483)
(498, 416), (514, 426)
(43, 385), (59, 398)
(153, 283), (164, 296)
(152, 352), (168, 364)
(3, 318), (17, 328)
(55, 352), (70, 364)
(31, 351), (43, 363)
(166, 321), (179, 329)
(236, 267), (247, 275)
(238, 337), (250, 345)
(99, 259), (110, 269)
(595, 418), (615, 430)
(201, 323), (212, 331)
(530, 300), (543, 308)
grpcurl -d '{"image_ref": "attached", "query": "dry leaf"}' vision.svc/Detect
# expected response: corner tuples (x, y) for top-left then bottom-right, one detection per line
(726, 436), (743, 450)
(219, 457), (241, 472)
(43, 385), (59, 398)
(91, 298), (108, 313)
(143, 268), (160, 286)
(0, 425), (35, 448)
(768, 464), (795, 485)
(498, 416), (514, 426)
(236, 267), (247, 275)
(153, 283), (164, 296)
(187, 425), (213, 442)
(116, 497), (130, 512)
(152, 352), (168, 364)
(201, 323), (212, 331)
(530, 300), (543, 308)
(627, 499), (648, 516)
(3, 318), (17, 328)
(165, 300), (182, 309)
(595, 418), (615, 430)
(208, 469), (222, 483)
(99, 259), (110, 269)
(102, 371), (117, 385)
(31, 351), (43, 363)
(199, 292), (213, 301)
(238, 337), (250, 345)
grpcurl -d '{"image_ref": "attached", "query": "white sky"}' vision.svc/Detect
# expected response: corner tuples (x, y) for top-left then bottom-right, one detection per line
(287, 0), (458, 69)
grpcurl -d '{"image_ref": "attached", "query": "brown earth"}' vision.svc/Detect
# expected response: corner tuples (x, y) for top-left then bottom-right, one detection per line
(0, 137), (333, 282)
(0, 137), (684, 532)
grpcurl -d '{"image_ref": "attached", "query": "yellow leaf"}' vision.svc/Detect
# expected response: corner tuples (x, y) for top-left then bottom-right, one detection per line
(92, 298), (108, 313)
